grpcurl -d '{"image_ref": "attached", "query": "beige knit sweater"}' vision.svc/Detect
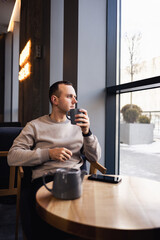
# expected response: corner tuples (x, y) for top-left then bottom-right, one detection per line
(7, 115), (101, 180)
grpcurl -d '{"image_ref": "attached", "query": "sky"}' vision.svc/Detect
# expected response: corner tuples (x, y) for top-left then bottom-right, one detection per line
(121, 0), (160, 66)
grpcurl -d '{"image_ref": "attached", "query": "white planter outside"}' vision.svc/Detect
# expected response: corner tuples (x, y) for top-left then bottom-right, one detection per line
(120, 123), (154, 145)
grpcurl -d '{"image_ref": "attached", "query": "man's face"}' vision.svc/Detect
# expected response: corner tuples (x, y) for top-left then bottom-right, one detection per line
(56, 84), (77, 113)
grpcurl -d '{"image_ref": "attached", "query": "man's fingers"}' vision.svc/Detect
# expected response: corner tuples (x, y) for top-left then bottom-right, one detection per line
(59, 148), (72, 161)
(62, 148), (72, 158)
(61, 151), (71, 160)
(49, 147), (72, 162)
(79, 109), (87, 115)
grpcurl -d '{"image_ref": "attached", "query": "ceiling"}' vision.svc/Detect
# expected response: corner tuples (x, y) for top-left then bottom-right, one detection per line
(0, 0), (15, 34)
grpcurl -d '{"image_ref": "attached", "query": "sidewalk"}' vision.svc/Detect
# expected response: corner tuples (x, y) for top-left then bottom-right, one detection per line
(120, 140), (160, 182)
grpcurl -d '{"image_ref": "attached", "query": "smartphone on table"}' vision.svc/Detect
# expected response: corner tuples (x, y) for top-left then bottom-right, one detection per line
(88, 174), (122, 184)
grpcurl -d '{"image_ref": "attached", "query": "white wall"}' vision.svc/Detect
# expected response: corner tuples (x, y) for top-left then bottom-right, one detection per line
(4, 32), (12, 121)
(12, 21), (19, 121)
(4, 22), (19, 122)
(78, 0), (106, 167)
(50, 0), (64, 86)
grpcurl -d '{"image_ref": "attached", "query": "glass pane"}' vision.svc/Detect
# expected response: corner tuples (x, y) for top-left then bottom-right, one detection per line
(121, 0), (160, 84)
(120, 88), (160, 181)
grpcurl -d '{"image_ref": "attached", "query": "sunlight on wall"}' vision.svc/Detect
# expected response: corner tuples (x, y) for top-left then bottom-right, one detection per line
(19, 39), (31, 81)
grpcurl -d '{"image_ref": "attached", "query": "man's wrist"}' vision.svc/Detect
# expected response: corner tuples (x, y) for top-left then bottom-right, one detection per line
(82, 129), (92, 137)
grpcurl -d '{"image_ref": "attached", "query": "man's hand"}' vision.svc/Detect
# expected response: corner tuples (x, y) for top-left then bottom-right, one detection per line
(75, 109), (90, 135)
(49, 148), (72, 162)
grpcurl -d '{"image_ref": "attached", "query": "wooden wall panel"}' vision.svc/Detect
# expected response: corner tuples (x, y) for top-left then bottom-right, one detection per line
(19, 0), (50, 126)
(63, 0), (78, 92)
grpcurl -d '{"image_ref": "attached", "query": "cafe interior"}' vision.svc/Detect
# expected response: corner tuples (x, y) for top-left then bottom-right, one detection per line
(0, 0), (160, 239)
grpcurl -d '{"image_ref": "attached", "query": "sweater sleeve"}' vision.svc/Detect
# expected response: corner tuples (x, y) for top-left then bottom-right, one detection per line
(82, 133), (101, 162)
(7, 123), (49, 167)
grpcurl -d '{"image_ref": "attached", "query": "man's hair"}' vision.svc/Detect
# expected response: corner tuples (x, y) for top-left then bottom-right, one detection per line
(49, 80), (73, 104)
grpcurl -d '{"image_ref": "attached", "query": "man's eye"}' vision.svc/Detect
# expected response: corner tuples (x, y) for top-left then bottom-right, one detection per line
(67, 95), (77, 100)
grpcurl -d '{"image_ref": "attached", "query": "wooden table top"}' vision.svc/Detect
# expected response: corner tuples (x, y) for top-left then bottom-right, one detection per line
(36, 175), (160, 239)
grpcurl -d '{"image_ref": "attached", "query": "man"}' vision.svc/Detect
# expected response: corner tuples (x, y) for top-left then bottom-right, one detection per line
(8, 80), (101, 239)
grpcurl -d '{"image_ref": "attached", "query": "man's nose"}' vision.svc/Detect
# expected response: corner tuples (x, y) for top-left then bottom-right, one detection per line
(73, 97), (77, 104)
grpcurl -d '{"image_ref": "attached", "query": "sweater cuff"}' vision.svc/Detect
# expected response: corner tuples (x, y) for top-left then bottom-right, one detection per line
(40, 149), (51, 163)
(82, 129), (92, 137)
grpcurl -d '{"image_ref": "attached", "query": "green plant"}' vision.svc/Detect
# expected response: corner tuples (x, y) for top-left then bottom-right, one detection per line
(138, 115), (150, 124)
(123, 108), (140, 123)
(121, 104), (142, 123)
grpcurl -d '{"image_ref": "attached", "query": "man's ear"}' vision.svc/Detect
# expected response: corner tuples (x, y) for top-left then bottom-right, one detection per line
(51, 95), (58, 105)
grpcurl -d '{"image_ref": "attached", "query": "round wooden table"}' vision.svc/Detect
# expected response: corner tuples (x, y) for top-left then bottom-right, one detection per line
(36, 175), (160, 240)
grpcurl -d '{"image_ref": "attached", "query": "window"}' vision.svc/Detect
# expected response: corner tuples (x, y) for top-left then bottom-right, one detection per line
(120, 89), (160, 181)
(105, 0), (160, 182)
